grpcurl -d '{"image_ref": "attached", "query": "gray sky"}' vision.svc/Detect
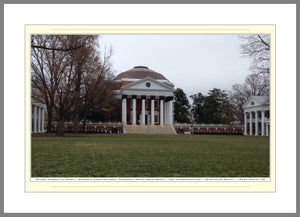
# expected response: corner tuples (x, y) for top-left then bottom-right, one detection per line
(99, 34), (252, 98)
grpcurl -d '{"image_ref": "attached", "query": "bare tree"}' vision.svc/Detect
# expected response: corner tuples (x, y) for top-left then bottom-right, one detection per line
(79, 44), (115, 129)
(240, 34), (270, 74)
(230, 73), (270, 123)
(63, 35), (100, 132)
(31, 35), (115, 134)
(31, 35), (70, 133)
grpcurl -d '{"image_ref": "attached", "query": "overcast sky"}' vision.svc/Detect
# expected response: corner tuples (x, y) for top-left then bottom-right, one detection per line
(99, 34), (252, 98)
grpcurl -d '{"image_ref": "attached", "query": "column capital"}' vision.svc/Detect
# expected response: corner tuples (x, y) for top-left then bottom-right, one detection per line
(150, 95), (156, 100)
(159, 96), (165, 100)
(122, 94), (127, 99)
(132, 95), (137, 99)
(141, 95), (146, 100)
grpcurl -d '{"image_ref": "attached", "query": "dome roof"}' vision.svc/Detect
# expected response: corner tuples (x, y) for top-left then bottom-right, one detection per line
(114, 66), (168, 80)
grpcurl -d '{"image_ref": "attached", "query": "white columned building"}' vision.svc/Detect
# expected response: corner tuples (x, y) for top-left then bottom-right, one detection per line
(242, 96), (270, 136)
(31, 99), (47, 133)
(112, 66), (175, 133)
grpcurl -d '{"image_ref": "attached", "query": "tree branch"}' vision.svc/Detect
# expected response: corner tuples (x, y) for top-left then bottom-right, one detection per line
(31, 44), (85, 52)
(257, 35), (270, 50)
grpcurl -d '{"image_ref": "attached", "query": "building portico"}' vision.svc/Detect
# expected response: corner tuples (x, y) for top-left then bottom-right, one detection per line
(243, 96), (270, 136)
(112, 66), (175, 129)
(120, 94), (174, 126)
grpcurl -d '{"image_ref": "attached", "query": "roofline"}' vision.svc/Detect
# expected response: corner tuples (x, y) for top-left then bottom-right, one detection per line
(120, 76), (175, 92)
(113, 77), (174, 87)
(242, 96), (270, 109)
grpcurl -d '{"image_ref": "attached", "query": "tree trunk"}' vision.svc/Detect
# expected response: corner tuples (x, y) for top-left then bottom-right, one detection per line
(73, 113), (80, 133)
(73, 63), (82, 133)
(46, 107), (52, 133)
(57, 115), (65, 136)
(83, 105), (88, 132)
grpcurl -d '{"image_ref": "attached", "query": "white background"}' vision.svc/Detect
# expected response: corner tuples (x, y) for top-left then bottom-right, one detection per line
(4, 4), (296, 213)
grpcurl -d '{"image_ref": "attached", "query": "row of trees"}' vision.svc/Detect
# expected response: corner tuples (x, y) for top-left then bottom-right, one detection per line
(174, 88), (233, 124)
(174, 72), (269, 125)
(31, 35), (115, 134)
(174, 34), (270, 124)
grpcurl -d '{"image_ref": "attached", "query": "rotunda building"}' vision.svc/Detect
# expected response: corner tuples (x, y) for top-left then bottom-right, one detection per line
(112, 66), (175, 127)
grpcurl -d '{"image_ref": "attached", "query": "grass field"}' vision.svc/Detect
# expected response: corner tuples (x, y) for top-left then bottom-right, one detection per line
(31, 134), (269, 177)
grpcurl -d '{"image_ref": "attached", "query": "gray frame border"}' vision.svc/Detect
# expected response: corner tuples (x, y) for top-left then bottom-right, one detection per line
(1, 1), (298, 217)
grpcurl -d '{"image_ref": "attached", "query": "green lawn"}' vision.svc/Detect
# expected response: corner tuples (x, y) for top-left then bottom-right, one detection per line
(31, 134), (269, 177)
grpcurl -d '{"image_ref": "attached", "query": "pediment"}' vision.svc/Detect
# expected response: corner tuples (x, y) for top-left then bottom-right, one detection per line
(243, 96), (269, 109)
(121, 77), (174, 92)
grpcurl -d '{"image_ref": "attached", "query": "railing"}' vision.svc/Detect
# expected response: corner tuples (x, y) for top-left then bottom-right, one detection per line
(47, 122), (123, 134)
(174, 123), (244, 135)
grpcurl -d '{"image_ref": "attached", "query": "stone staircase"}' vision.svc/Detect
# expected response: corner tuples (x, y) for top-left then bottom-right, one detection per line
(124, 125), (176, 135)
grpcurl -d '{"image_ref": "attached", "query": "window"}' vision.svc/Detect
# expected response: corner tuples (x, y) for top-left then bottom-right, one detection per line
(146, 82), (151, 87)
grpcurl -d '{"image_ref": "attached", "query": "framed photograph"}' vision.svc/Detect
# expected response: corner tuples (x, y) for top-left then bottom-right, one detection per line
(26, 24), (275, 193)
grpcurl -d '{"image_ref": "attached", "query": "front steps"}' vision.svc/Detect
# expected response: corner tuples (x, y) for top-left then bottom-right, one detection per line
(124, 125), (176, 135)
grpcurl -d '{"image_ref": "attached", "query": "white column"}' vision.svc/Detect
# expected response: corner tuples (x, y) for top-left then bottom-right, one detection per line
(41, 108), (45, 133)
(261, 111), (265, 136)
(255, 111), (258, 136)
(160, 98), (164, 125)
(132, 97), (136, 125)
(165, 101), (169, 124)
(141, 97), (145, 125)
(169, 100), (173, 124)
(244, 112), (247, 135)
(266, 123), (269, 136)
(249, 112), (253, 136)
(122, 96), (127, 125)
(33, 104), (37, 133)
(37, 106), (41, 133)
(151, 97), (155, 125)
(167, 99), (173, 125)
